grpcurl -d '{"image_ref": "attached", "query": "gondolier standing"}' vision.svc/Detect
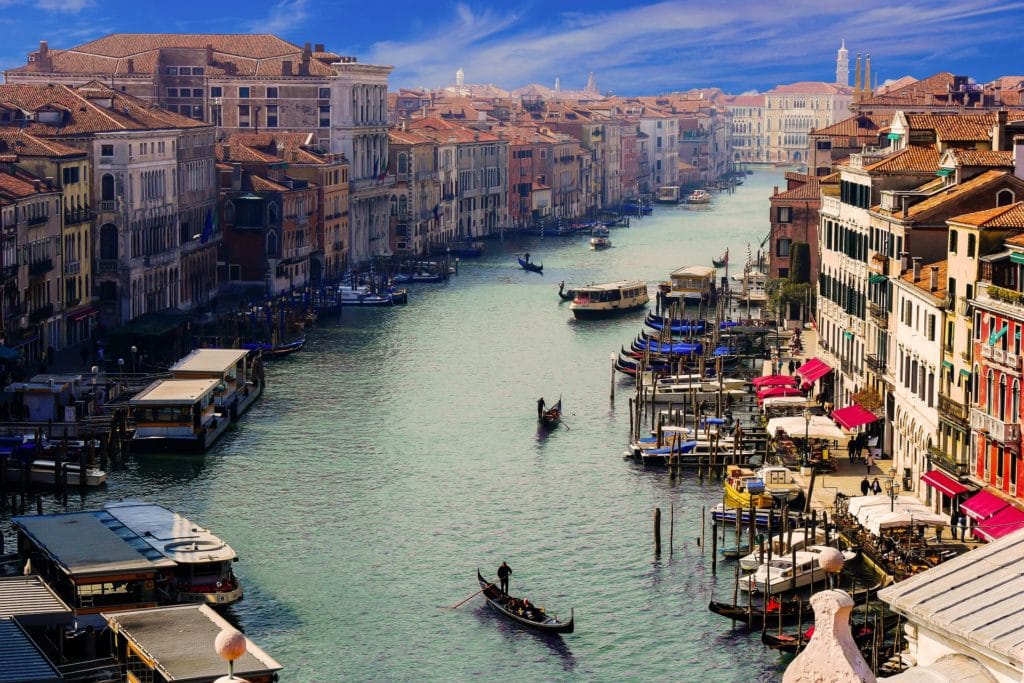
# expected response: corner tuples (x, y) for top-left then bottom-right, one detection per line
(497, 562), (512, 594)
(537, 397), (546, 420)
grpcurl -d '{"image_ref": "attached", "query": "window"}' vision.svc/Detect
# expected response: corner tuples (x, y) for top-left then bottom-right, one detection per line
(210, 86), (222, 98)
(927, 314), (936, 341)
(61, 167), (80, 185)
(101, 174), (115, 201)
(318, 87), (331, 99)
(192, 66), (204, 75)
(949, 230), (958, 254)
(166, 87), (179, 98)
(100, 144), (114, 157)
(776, 238), (791, 258)
(997, 189), (1014, 207)
(266, 105), (278, 128)
(165, 66), (178, 75)
(266, 86), (278, 98)
(777, 206), (792, 223)
(967, 233), (976, 258)
(191, 88), (204, 98)
(239, 86), (250, 98)
(319, 105), (330, 128)
(238, 105), (250, 128)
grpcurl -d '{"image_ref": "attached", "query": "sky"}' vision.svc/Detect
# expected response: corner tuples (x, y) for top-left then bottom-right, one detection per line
(1, 0), (1023, 94)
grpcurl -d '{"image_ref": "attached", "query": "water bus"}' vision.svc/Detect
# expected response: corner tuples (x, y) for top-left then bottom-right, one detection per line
(129, 379), (229, 453)
(169, 348), (263, 421)
(570, 280), (649, 319)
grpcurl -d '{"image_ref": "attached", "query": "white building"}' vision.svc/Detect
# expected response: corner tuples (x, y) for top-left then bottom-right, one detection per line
(638, 109), (678, 189)
(765, 82), (853, 164)
(725, 94), (765, 164)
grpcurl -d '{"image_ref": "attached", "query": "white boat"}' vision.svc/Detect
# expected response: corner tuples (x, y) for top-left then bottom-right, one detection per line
(740, 545), (858, 593)
(104, 500), (243, 606)
(338, 284), (394, 306)
(169, 348), (263, 421)
(643, 382), (746, 404)
(685, 189), (712, 204)
(30, 459), (107, 487)
(130, 379), (230, 453)
(570, 280), (649, 319)
(664, 265), (717, 303)
(738, 529), (826, 571)
(589, 236), (612, 250)
(655, 185), (681, 203)
(756, 465), (804, 504)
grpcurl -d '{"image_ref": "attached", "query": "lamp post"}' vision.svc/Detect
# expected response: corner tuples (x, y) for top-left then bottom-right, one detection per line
(117, 358), (124, 375)
(803, 408), (812, 468)
(130, 345), (137, 374)
(887, 467), (900, 511)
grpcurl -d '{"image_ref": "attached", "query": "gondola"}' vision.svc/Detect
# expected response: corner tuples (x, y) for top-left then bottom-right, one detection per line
(707, 581), (883, 628)
(558, 282), (576, 301)
(518, 256), (543, 273)
(477, 569), (574, 634)
(539, 398), (562, 428)
(712, 249), (729, 268)
(240, 337), (305, 359)
(762, 612), (900, 654)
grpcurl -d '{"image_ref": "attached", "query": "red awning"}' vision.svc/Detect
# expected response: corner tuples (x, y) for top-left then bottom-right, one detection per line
(796, 358), (832, 384)
(975, 505), (1024, 541)
(920, 470), (969, 498)
(757, 386), (804, 401)
(67, 305), (98, 323)
(752, 374), (797, 388)
(961, 490), (1009, 521)
(831, 405), (880, 430)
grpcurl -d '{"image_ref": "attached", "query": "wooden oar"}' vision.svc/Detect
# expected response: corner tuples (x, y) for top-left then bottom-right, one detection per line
(447, 586), (487, 609)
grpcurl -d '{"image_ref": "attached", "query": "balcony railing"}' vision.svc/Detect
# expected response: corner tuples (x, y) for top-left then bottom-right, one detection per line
(865, 354), (886, 374)
(938, 392), (968, 424)
(99, 200), (116, 212)
(97, 259), (119, 274)
(971, 407), (1022, 444)
(64, 260), (81, 276)
(26, 215), (49, 227)
(28, 258), (53, 277)
(927, 445), (969, 477)
(868, 303), (889, 328)
(820, 195), (841, 217)
(28, 303), (54, 323)
(979, 343), (1022, 372)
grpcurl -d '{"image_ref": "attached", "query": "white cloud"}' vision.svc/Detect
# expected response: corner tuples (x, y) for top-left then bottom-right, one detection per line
(0, 0), (91, 11)
(245, 0), (310, 34)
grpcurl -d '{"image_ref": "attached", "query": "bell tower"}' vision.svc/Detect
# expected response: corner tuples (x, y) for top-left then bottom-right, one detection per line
(836, 40), (849, 87)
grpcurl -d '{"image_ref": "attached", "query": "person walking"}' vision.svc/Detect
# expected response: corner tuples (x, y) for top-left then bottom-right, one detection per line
(848, 439), (857, 464)
(870, 477), (882, 495)
(497, 561), (512, 595)
(958, 512), (968, 541)
(860, 476), (870, 496)
(788, 359), (796, 375)
(865, 450), (875, 473)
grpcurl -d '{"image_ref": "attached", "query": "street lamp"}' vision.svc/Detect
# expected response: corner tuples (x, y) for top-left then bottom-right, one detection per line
(886, 467), (901, 511)
(803, 408), (812, 468)
(130, 345), (137, 374)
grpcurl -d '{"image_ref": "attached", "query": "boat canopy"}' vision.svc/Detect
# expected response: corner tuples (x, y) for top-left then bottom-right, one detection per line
(765, 416), (847, 442)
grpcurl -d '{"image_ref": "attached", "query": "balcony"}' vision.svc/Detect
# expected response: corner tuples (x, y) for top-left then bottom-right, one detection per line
(64, 260), (81, 276)
(97, 259), (119, 274)
(938, 392), (968, 425)
(927, 445), (969, 477)
(868, 303), (889, 328)
(979, 343), (1022, 372)
(26, 215), (49, 227)
(64, 208), (93, 225)
(865, 353), (886, 375)
(143, 251), (176, 267)
(99, 200), (116, 212)
(29, 303), (54, 324)
(351, 175), (395, 193)
(820, 195), (841, 217)
(28, 258), (53, 277)
(1, 264), (18, 280)
(971, 407), (1022, 444)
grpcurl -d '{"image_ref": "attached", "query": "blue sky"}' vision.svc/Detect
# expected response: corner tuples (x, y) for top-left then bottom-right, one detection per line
(1, 0), (1023, 94)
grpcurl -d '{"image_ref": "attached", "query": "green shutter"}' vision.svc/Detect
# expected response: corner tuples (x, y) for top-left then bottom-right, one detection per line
(1010, 252), (1024, 265)
(887, 133), (902, 140)
(869, 273), (887, 284)
(936, 168), (953, 177)
(942, 360), (954, 370)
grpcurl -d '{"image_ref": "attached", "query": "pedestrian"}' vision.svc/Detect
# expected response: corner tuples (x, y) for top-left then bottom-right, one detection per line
(497, 561), (512, 595)
(788, 359), (795, 375)
(866, 450), (875, 473)
(848, 439), (856, 464)
(958, 512), (968, 541)
(777, 359), (784, 375)
(860, 476), (870, 496)
(870, 477), (882, 495)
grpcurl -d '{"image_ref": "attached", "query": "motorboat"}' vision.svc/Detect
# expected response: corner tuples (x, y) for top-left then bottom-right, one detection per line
(739, 529), (826, 571)
(685, 189), (712, 204)
(589, 236), (612, 250)
(338, 284), (395, 306)
(723, 465), (773, 509)
(570, 280), (648, 319)
(740, 546), (858, 594)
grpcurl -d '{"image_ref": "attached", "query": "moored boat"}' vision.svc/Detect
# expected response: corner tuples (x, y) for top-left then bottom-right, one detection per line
(170, 348), (263, 421)
(129, 378), (230, 453)
(570, 280), (648, 319)
(723, 465), (774, 509)
(477, 569), (574, 634)
(655, 185), (681, 203)
(740, 546), (859, 594)
(240, 337), (305, 359)
(338, 284), (396, 306)
(685, 189), (712, 204)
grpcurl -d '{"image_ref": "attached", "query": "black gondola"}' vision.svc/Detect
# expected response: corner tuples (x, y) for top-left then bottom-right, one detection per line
(539, 399), (562, 428)
(518, 256), (543, 273)
(707, 581), (882, 628)
(558, 282), (575, 301)
(761, 613), (898, 654)
(240, 337), (305, 359)
(477, 569), (574, 634)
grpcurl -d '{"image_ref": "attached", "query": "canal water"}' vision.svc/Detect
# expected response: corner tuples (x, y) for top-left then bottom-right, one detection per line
(5, 169), (796, 681)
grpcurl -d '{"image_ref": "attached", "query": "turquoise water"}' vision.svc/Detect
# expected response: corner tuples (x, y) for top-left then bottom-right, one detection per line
(3, 169), (793, 681)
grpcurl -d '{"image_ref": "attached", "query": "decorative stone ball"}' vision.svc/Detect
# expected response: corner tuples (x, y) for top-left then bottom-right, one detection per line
(817, 546), (845, 574)
(215, 629), (246, 662)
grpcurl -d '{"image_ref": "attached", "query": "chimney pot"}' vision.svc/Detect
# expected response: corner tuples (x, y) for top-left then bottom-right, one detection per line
(32, 179), (42, 191)
(39, 40), (48, 54)
(282, 60), (293, 76)
(900, 251), (910, 273)
(206, 44), (214, 65)
(223, 144), (231, 161)
(314, 43), (324, 53)
(912, 256), (922, 281)
(930, 265), (939, 292)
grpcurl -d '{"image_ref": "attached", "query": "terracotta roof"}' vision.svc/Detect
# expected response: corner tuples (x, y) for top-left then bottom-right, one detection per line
(775, 178), (821, 201)
(876, 76), (918, 94)
(723, 94), (764, 107)
(0, 167), (52, 200)
(226, 132), (326, 164)
(768, 81), (852, 95)
(949, 202), (1024, 229)
(908, 112), (1024, 142)
(811, 113), (888, 138)
(388, 129), (434, 146)
(0, 129), (84, 158)
(864, 145), (939, 173)
(407, 117), (499, 143)
(249, 175), (288, 192)
(216, 142), (279, 164)
(879, 170), (1022, 219)
(856, 72), (956, 107)
(0, 83), (207, 136)
(900, 260), (948, 300)
(945, 149), (1014, 168)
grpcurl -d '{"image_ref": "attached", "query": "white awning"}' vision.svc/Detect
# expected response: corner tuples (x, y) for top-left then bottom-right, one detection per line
(766, 416), (848, 443)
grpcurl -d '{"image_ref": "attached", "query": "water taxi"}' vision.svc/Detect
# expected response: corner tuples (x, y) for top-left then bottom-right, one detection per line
(129, 379), (229, 453)
(169, 348), (263, 421)
(738, 529), (826, 571)
(740, 546), (858, 593)
(655, 185), (681, 203)
(589, 236), (612, 250)
(685, 189), (712, 204)
(338, 284), (396, 306)
(104, 501), (243, 606)
(724, 465), (774, 509)
(570, 280), (649, 319)
(664, 265), (717, 304)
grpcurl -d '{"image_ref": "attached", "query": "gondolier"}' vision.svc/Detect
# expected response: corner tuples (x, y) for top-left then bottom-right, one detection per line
(497, 562), (512, 594)
(537, 398), (546, 420)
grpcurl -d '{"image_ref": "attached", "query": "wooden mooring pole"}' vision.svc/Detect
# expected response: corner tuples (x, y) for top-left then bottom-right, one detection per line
(654, 507), (662, 556)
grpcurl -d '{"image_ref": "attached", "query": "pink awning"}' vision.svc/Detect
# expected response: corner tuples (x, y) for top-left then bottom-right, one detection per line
(757, 386), (803, 400)
(831, 404), (880, 431)
(752, 374), (797, 388)
(920, 470), (969, 498)
(961, 490), (1009, 521)
(975, 505), (1024, 541)
(796, 358), (832, 384)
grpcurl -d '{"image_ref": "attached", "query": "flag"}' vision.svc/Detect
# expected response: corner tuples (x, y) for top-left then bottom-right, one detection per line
(200, 207), (215, 244)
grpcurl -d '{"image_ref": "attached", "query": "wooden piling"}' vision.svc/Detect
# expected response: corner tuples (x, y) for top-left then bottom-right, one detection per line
(654, 507), (662, 555)
(711, 518), (718, 574)
(669, 503), (674, 557)
(36, 495), (42, 515)
(701, 506), (706, 555)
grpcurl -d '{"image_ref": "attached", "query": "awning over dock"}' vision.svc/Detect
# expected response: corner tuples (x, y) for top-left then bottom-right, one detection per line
(920, 470), (969, 499)
(830, 404), (879, 430)
(795, 357), (832, 384)
(961, 490), (1009, 521)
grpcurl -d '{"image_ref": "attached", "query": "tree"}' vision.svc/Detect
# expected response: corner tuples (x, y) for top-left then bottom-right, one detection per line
(789, 242), (811, 284)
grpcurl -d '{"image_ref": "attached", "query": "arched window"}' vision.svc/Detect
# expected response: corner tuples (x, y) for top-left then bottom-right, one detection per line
(997, 189), (1014, 207)
(268, 202), (279, 224)
(397, 153), (408, 175)
(99, 223), (118, 260)
(224, 200), (235, 224)
(398, 195), (407, 217)
(999, 375), (1008, 420)
(266, 230), (278, 258)
(1013, 380), (1020, 421)
(987, 369), (995, 413)
(972, 364), (979, 400)
(101, 174), (115, 201)
(390, 195), (397, 216)
(967, 233), (976, 258)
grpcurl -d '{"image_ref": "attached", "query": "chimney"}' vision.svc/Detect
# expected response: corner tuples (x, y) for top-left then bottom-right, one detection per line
(930, 266), (939, 292)
(912, 256), (922, 281)
(206, 43), (214, 65)
(282, 60), (293, 76)
(314, 43), (324, 53)
(231, 162), (241, 191)
(126, 58), (134, 74)
(39, 40), (48, 55)
(900, 251), (910, 273)
(994, 109), (1009, 151)
(1015, 134), (1024, 180)
(223, 144), (231, 162)
(32, 179), (42, 192)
